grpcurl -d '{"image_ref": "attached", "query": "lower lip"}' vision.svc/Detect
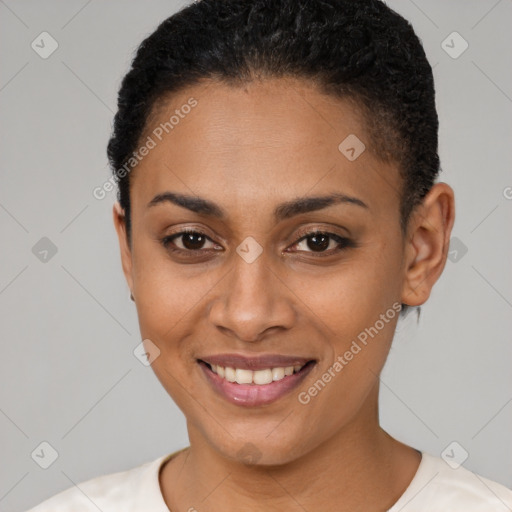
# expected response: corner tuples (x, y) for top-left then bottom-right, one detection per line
(198, 361), (316, 407)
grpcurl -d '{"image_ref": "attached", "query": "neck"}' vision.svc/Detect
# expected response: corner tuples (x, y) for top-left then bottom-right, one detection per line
(160, 386), (421, 511)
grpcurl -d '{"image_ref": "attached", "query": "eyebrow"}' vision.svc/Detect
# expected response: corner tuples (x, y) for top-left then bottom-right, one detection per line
(147, 191), (369, 221)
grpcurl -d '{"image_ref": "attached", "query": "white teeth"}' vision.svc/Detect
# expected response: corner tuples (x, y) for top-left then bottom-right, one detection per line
(235, 369), (253, 384)
(207, 362), (308, 385)
(253, 369), (273, 385)
(272, 367), (285, 381)
(225, 367), (236, 382)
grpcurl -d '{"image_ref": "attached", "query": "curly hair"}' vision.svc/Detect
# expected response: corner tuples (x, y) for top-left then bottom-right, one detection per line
(107, 0), (439, 289)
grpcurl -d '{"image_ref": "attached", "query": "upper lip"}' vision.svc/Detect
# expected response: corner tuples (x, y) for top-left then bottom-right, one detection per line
(198, 353), (315, 371)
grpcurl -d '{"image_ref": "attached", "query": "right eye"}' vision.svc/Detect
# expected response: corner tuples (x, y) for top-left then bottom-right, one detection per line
(161, 229), (222, 256)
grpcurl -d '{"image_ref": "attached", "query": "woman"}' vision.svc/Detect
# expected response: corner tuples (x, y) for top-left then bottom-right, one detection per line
(28, 0), (512, 510)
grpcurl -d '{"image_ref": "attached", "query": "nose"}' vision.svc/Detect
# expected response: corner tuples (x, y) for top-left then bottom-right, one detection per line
(208, 251), (296, 343)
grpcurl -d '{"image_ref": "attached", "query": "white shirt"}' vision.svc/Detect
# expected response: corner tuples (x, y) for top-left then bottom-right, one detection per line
(26, 449), (512, 511)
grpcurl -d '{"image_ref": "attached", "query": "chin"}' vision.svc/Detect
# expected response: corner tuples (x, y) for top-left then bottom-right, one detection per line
(207, 430), (314, 467)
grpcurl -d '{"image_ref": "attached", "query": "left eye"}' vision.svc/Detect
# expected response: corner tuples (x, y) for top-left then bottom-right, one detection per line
(289, 231), (350, 254)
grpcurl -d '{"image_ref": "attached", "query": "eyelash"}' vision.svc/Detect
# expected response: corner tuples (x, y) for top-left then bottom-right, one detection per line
(160, 227), (355, 259)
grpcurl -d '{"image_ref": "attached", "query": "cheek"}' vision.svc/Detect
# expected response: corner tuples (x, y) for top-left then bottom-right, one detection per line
(130, 248), (225, 401)
(131, 257), (201, 384)
(295, 317), (396, 437)
(289, 238), (401, 405)
(289, 244), (402, 339)
(132, 243), (213, 342)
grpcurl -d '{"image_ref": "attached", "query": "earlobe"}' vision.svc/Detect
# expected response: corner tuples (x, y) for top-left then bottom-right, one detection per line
(401, 182), (455, 307)
(112, 202), (134, 293)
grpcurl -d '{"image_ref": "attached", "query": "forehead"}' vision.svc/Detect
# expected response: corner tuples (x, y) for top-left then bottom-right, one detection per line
(131, 77), (401, 219)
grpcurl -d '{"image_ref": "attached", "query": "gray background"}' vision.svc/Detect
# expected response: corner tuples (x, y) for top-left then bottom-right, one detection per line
(0, 0), (511, 510)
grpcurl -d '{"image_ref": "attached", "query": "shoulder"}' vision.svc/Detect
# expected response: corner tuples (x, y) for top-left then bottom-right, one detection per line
(25, 454), (171, 512)
(390, 452), (512, 511)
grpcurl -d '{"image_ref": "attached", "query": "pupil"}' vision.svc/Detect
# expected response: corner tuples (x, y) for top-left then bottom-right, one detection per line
(183, 233), (205, 250)
(307, 233), (329, 252)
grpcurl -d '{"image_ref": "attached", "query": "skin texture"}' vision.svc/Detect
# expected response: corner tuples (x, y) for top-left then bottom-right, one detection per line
(113, 77), (455, 511)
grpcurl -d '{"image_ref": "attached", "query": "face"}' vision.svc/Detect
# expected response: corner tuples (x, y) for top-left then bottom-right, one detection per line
(113, 77), (449, 465)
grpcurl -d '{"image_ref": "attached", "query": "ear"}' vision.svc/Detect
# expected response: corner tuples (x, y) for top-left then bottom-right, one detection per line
(112, 201), (134, 295)
(401, 182), (455, 307)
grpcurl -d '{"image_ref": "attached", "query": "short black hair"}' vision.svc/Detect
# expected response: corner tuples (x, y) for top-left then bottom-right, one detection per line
(107, 0), (440, 240)
(107, 0), (440, 317)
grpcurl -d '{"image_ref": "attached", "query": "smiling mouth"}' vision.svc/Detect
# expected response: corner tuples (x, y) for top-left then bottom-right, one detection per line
(199, 360), (316, 385)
